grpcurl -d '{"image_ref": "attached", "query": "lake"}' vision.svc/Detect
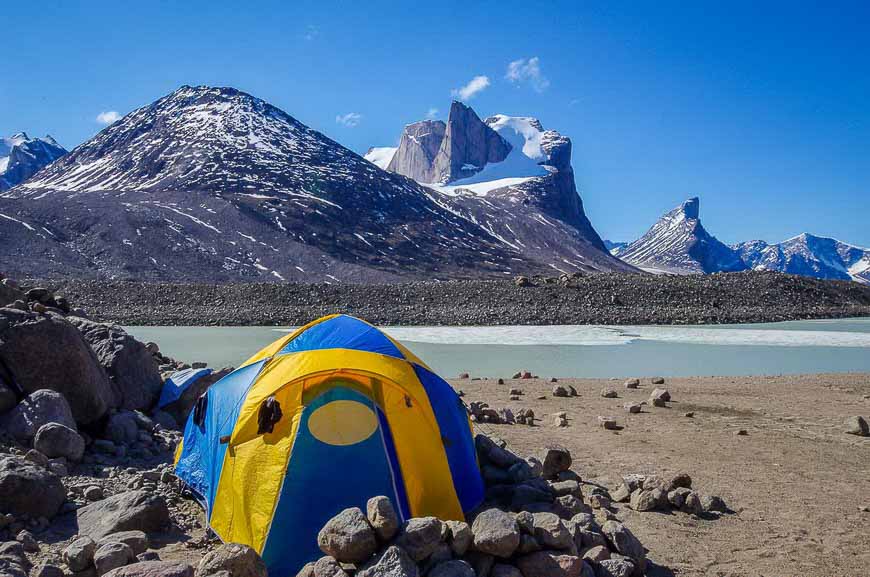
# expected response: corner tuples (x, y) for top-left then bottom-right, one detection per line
(125, 318), (870, 379)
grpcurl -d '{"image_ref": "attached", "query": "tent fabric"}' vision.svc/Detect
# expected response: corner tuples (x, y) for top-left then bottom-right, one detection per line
(174, 314), (483, 577)
(158, 367), (212, 408)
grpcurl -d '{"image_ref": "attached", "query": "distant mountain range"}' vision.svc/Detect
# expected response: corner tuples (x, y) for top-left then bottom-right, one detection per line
(610, 198), (869, 284)
(0, 133), (66, 191)
(0, 86), (628, 282)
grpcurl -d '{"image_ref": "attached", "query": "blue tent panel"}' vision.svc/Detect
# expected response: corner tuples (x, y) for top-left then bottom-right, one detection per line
(277, 315), (404, 359)
(158, 367), (213, 408)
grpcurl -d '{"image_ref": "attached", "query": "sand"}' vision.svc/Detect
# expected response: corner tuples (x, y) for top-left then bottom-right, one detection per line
(450, 373), (870, 577)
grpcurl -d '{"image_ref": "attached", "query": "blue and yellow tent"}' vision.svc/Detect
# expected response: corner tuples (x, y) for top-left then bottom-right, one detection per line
(174, 314), (484, 575)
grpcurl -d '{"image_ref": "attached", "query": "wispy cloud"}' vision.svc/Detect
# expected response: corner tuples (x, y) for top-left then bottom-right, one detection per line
(505, 57), (550, 92)
(335, 112), (362, 128)
(451, 75), (490, 101)
(303, 25), (319, 41)
(96, 111), (121, 125)
(425, 107), (439, 119)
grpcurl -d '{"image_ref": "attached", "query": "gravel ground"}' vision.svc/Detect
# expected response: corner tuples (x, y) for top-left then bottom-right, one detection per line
(36, 271), (870, 326)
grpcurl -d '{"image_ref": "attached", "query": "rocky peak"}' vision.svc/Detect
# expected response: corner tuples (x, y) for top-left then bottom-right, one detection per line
(434, 101), (511, 183)
(385, 119), (446, 183)
(680, 197), (700, 220)
(0, 132), (67, 191)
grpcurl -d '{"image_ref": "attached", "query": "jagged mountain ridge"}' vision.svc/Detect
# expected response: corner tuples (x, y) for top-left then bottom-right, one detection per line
(613, 197), (747, 274)
(0, 132), (67, 191)
(366, 102), (635, 275)
(0, 85), (558, 282)
(735, 234), (870, 284)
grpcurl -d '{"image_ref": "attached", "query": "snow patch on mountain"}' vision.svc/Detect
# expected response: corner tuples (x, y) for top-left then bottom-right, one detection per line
(364, 146), (396, 170)
(0, 132), (67, 191)
(735, 233), (870, 284)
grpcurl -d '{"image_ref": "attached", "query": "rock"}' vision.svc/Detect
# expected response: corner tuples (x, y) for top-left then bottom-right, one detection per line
(0, 310), (114, 424)
(684, 411), (694, 418)
(394, 516), (443, 561)
(668, 488), (691, 509)
(623, 403), (641, 414)
(551, 480), (581, 498)
(77, 491), (170, 539)
(445, 520), (472, 556)
(649, 388), (670, 406)
(197, 543), (268, 577)
(25, 448), (49, 467)
(68, 317), (163, 411)
(0, 389), (76, 441)
(554, 413), (568, 427)
(105, 411), (140, 445)
(34, 422), (86, 461)
(667, 472), (692, 491)
(610, 484), (631, 503)
(103, 562), (195, 577)
(845, 416), (869, 436)
(355, 546), (418, 577)
(94, 542), (135, 575)
(541, 446), (572, 479)
(600, 389), (617, 399)
(429, 560), (475, 577)
(601, 521), (645, 565)
(98, 531), (149, 556)
(312, 556), (348, 577)
(598, 416), (618, 430)
(476, 435), (521, 468)
(16, 529), (38, 552)
(682, 491), (703, 515)
(0, 455), (66, 518)
(64, 536), (98, 572)
(516, 551), (585, 577)
(552, 386), (569, 398)
(595, 558), (634, 577)
(366, 496), (399, 541)
(582, 545), (610, 563)
(651, 377), (665, 385)
(32, 562), (65, 577)
(85, 486), (106, 501)
(531, 512), (574, 550)
(629, 488), (666, 512)
(458, 373), (470, 379)
(471, 508), (520, 558)
(0, 541), (30, 577)
(491, 564), (523, 577)
(701, 494), (727, 513)
(588, 494), (610, 510)
(623, 379), (639, 389)
(137, 553), (160, 562)
(316, 507), (377, 564)
(509, 388), (523, 395)
(735, 429), (748, 436)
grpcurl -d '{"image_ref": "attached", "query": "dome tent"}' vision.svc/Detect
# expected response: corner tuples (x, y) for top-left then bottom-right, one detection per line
(174, 314), (484, 575)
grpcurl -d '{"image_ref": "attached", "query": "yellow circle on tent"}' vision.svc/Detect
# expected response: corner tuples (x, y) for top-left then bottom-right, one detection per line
(308, 400), (379, 446)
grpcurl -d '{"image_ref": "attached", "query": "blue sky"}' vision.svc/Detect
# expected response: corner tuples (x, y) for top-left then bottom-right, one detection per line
(4, 0), (868, 246)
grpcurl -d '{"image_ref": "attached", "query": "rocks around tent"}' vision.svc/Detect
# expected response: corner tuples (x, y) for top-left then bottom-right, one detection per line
(468, 401), (535, 426)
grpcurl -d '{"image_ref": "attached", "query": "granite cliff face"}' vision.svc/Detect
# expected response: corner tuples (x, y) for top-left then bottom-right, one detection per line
(385, 119), (446, 183)
(0, 133), (67, 191)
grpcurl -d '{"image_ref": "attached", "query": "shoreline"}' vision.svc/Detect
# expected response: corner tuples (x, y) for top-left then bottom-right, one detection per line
(37, 271), (870, 326)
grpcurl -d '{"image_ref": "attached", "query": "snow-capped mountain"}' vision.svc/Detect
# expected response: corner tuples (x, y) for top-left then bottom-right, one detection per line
(0, 86), (557, 282)
(366, 101), (635, 275)
(613, 197), (746, 274)
(0, 132), (67, 191)
(735, 234), (870, 284)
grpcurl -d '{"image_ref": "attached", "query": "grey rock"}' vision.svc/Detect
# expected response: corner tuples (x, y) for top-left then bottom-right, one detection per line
(0, 455), (66, 519)
(582, 545), (610, 563)
(515, 551), (585, 577)
(355, 546), (418, 577)
(98, 531), (149, 556)
(667, 488), (691, 510)
(845, 415), (869, 436)
(600, 389), (617, 399)
(394, 516), (443, 561)
(366, 496), (398, 541)
(0, 540), (31, 577)
(0, 310), (113, 424)
(85, 485), (106, 501)
(137, 552), (160, 562)
(595, 558), (634, 577)
(610, 485), (631, 503)
(666, 472), (693, 491)
(312, 556), (347, 577)
(552, 385), (570, 398)
(445, 519), (472, 556)
(701, 494), (728, 513)
(16, 529), (38, 552)
(77, 491), (170, 539)
(651, 377), (666, 385)
(541, 446), (572, 479)
(103, 561), (195, 577)
(623, 403), (642, 414)
(429, 560), (475, 577)
(64, 536), (98, 572)
(0, 389), (76, 441)
(623, 379), (639, 389)
(649, 388), (670, 404)
(551, 480), (581, 498)
(316, 507), (377, 564)
(32, 562), (66, 577)
(386, 120), (447, 183)
(682, 491), (703, 515)
(532, 512), (574, 550)
(471, 508), (520, 558)
(600, 521), (645, 564)
(34, 422), (86, 461)
(94, 542), (135, 575)
(105, 411), (140, 445)
(197, 543), (268, 577)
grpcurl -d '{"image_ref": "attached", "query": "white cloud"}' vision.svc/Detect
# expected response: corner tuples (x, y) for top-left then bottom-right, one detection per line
(96, 111), (121, 125)
(335, 112), (362, 128)
(303, 25), (319, 41)
(505, 57), (550, 92)
(451, 75), (490, 101)
(425, 107), (438, 119)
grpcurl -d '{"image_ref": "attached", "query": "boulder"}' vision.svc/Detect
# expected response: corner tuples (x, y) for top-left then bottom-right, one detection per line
(196, 543), (267, 577)
(366, 496), (399, 541)
(0, 309), (114, 424)
(582, 545), (610, 563)
(667, 472), (693, 491)
(552, 386), (569, 398)
(312, 556), (348, 577)
(845, 416), (869, 436)
(623, 379), (639, 389)
(68, 317), (163, 411)
(355, 546), (418, 577)
(34, 422), (85, 461)
(531, 512), (573, 550)
(540, 446), (572, 479)
(94, 542), (135, 575)
(104, 562), (194, 577)
(623, 403), (641, 414)
(595, 558), (634, 577)
(0, 389), (75, 441)
(105, 411), (140, 445)
(651, 377), (665, 385)
(700, 494), (727, 513)
(471, 509), (520, 558)
(445, 520), (472, 556)
(429, 560), (475, 577)
(649, 388), (670, 406)
(394, 516), (443, 561)
(600, 521), (645, 565)
(515, 551), (586, 577)
(0, 455), (66, 518)
(600, 389), (617, 399)
(77, 491), (170, 539)
(667, 488), (691, 510)
(64, 536), (98, 572)
(32, 562), (65, 577)
(98, 531), (149, 556)
(629, 489), (666, 512)
(316, 507), (378, 564)
(0, 541), (31, 577)
(682, 491), (703, 515)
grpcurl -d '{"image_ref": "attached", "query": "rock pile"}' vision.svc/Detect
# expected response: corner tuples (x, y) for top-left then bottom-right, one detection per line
(610, 472), (729, 516)
(468, 402), (535, 426)
(300, 440), (652, 577)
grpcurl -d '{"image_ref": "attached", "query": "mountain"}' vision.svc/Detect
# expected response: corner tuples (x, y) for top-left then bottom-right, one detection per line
(366, 101), (635, 275)
(613, 197), (747, 274)
(0, 86), (558, 282)
(735, 234), (870, 284)
(603, 240), (627, 253)
(0, 132), (67, 191)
